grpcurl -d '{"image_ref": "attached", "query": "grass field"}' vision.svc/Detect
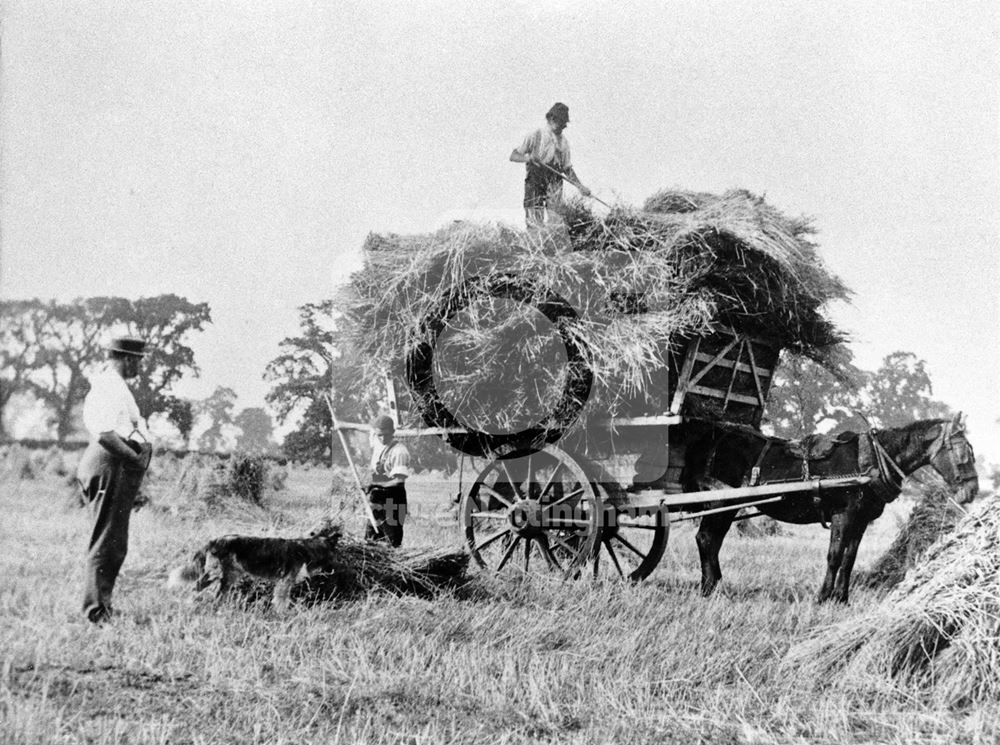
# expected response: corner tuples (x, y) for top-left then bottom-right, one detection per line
(1, 457), (996, 745)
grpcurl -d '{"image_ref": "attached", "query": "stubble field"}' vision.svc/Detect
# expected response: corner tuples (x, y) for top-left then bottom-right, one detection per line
(1, 455), (995, 745)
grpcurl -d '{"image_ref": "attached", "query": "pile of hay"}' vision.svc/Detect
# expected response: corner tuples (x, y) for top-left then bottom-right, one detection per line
(211, 527), (470, 605)
(783, 496), (998, 708)
(293, 541), (470, 601)
(166, 453), (276, 514)
(347, 189), (850, 431)
(854, 481), (967, 590)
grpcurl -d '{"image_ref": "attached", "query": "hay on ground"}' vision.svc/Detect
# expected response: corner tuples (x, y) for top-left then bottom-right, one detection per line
(211, 526), (470, 604)
(783, 495), (1000, 709)
(347, 189), (850, 431)
(293, 540), (470, 601)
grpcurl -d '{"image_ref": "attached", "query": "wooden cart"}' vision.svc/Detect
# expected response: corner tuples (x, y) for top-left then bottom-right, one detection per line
(335, 328), (871, 581)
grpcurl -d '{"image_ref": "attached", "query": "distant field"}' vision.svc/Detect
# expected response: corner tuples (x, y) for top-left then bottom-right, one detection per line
(1, 456), (995, 745)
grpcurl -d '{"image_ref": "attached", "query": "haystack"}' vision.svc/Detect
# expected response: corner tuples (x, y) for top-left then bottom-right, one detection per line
(347, 189), (850, 432)
(853, 481), (966, 590)
(783, 496), (999, 709)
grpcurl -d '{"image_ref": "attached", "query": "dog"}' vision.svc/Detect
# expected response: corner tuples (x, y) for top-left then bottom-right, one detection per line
(168, 518), (342, 609)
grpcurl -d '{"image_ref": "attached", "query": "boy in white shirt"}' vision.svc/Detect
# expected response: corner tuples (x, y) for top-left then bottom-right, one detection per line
(76, 336), (152, 624)
(365, 415), (410, 547)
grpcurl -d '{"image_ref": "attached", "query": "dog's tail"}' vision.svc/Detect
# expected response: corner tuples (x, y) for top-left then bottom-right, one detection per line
(167, 550), (206, 589)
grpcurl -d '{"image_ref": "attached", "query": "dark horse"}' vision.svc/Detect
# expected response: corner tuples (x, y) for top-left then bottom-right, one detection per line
(681, 413), (978, 603)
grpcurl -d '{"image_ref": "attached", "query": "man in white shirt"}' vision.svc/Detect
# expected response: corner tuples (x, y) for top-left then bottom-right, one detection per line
(365, 415), (410, 547)
(76, 336), (152, 624)
(510, 102), (592, 227)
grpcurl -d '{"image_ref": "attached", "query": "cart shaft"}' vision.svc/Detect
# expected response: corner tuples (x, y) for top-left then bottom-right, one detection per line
(626, 474), (873, 512)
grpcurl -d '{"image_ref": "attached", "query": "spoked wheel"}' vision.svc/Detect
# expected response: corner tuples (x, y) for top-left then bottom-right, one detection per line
(587, 484), (669, 582)
(460, 445), (601, 579)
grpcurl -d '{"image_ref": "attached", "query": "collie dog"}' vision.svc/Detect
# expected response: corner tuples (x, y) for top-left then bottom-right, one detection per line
(168, 519), (342, 609)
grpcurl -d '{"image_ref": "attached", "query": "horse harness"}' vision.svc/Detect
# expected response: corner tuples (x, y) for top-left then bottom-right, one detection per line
(704, 419), (972, 529)
(745, 425), (961, 528)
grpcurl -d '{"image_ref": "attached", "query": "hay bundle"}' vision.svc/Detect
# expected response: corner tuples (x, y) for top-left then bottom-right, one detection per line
(783, 496), (1000, 708)
(854, 482), (966, 590)
(0, 445), (36, 481)
(347, 189), (849, 431)
(175, 453), (272, 507)
(293, 538), (470, 601)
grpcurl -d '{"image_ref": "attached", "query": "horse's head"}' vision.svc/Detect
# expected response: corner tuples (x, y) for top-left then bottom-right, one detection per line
(923, 412), (979, 503)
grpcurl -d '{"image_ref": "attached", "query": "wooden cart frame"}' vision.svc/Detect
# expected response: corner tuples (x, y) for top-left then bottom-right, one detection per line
(333, 329), (870, 581)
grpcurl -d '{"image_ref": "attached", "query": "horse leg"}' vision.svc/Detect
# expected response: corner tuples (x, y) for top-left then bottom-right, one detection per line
(831, 517), (868, 604)
(696, 510), (737, 597)
(816, 511), (849, 603)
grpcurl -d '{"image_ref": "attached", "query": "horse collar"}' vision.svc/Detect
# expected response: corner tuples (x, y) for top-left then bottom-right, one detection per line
(867, 429), (906, 497)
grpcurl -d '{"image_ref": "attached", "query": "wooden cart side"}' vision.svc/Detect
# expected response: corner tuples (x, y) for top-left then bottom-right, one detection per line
(669, 330), (780, 428)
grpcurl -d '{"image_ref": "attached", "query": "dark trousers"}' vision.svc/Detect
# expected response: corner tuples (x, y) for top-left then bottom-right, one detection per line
(523, 166), (564, 225)
(365, 484), (407, 548)
(78, 446), (147, 622)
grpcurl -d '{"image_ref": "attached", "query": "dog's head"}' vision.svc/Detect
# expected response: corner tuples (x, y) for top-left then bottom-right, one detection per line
(167, 548), (208, 589)
(194, 550), (223, 591)
(308, 517), (343, 546)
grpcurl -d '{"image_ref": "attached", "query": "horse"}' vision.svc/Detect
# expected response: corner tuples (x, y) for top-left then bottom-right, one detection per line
(679, 412), (979, 603)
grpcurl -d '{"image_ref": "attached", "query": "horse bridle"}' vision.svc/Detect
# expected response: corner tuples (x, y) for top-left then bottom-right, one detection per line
(928, 420), (977, 484)
(868, 419), (976, 494)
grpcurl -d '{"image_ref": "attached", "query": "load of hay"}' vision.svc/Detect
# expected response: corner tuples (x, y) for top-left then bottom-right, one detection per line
(783, 496), (999, 708)
(346, 189), (850, 432)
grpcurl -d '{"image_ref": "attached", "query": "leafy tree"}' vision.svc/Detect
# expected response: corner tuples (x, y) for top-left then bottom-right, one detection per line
(265, 299), (377, 464)
(16, 295), (210, 442)
(764, 354), (861, 439)
(234, 407), (275, 453)
(863, 351), (951, 427)
(196, 386), (238, 452)
(764, 350), (952, 441)
(162, 397), (195, 446)
(124, 295), (212, 433)
(0, 299), (48, 437)
(29, 297), (131, 441)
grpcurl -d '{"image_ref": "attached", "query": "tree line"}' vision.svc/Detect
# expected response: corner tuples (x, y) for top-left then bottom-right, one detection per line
(1, 294), (958, 463)
(766, 352), (952, 439)
(1, 295), (210, 442)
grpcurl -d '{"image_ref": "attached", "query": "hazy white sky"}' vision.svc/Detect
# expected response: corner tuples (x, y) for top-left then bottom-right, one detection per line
(3, 2), (998, 456)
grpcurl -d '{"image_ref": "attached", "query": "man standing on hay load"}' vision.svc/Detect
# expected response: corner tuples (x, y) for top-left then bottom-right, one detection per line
(76, 336), (153, 624)
(510, 102), (592, 226)
(365, 415), (410, 548)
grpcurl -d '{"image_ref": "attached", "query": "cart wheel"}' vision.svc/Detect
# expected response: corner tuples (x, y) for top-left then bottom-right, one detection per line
(586, 483), (669, 582)
(460, 445), (601, 580)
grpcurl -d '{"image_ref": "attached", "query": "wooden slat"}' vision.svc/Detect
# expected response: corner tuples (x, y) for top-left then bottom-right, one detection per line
(334, 421), (469, 437)
(693, 353), (772, 379)
(721, 339), (744, 411)
(686, 384), (762, 407)
(608, 414), (684, 427)
(744, 340), (767, 408)
(670, 337), (701, 413)
(686, 337), (739, 389)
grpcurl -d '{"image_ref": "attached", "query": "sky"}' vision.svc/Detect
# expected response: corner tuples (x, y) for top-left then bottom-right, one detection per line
(2, 2), (998, 458)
